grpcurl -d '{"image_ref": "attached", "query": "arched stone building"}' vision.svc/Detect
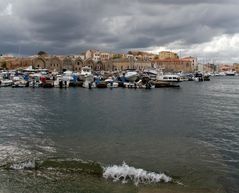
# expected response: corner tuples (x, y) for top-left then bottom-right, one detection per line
(94, 61), (105, 71)
(47, 56), (62, 72)
(33, 57), (46, 69)
(62, 57), (74, 71)
(31, 55), (116, 72)
(83, 59), (95, 70)
(103, 61), (114, 71)
(74, 57), (84, 72)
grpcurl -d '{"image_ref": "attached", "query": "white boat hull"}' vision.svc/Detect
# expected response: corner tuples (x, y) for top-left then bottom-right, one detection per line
(0, 80), (13, 87)
(107, 82), (119, 88)
(125, 72), (138, 82)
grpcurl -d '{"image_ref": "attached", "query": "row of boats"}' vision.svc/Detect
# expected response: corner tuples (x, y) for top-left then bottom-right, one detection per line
(214, 71), (238, 76)
(0, 66), (215, 89)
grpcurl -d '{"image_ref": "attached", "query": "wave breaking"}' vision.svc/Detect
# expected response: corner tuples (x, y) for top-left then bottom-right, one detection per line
(9, 160), (36, 170)
(103, 162), (172, 185)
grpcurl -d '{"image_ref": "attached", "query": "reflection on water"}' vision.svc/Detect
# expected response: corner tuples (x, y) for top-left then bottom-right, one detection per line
(0, 77), (239, 193)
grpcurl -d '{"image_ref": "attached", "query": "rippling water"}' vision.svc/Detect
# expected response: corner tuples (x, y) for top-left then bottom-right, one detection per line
(0, 77), (238, 193)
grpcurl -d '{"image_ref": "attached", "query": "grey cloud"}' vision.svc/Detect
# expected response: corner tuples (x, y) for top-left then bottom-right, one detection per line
(0, 0), (239, 60)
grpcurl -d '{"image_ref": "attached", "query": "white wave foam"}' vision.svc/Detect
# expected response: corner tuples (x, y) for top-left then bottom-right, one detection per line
(0, 145), (32, 162)
(10, 160), (36, 170)
(103, 162), (172, 185)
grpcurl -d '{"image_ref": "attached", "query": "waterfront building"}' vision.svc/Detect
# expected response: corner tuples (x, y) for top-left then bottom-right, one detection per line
(72, 54), (85, 60)
(127, 51), (157, 61)
(33, 56), (46, 69)
(93, 51), (101, 62)
(233, 63), (239, 73)
(62, 56), (74, 71)
(112, 58), (134, 71)
(74, 57), (84, 72)
(159, 51), (179, 59)
(126, 54), (134, 60)
(153, 58), (194, 73)
(133, 60), (152, 70)
(3, 50), (234, 74)
(85, 49), (112, 62)
(85, 49), (96, 60)
(100, 52), (112, 61)
(83, 58), (95, 70)
(85, 49), (100, 61)
(111, 58), (152, 71)
(197, 63), (204, 72)
(203, 63), (217, 73)
(0, 56), (31, 69)
(47, 56), (63, 72)
(218, 64), (235, 72)
(183, 56), (198, 71)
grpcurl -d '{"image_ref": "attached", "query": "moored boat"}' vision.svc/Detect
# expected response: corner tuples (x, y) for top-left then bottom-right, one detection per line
(0, 79), (13, 87)
(153, 81), (180, 88)
(79, 66), (94, 81)
(225, 71), (236, 76)
(156, 74), (181, 82)
(105, 77), (119, 88)
(143, 68), (158, 80)
(96, 81), (108, 88)
(123, 69), (139, 82)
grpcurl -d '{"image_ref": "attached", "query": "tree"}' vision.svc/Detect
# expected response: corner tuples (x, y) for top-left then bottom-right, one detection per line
(1, 61), (7, 69)
(37, 51), (48, 56)
(113, 54), (122, 59)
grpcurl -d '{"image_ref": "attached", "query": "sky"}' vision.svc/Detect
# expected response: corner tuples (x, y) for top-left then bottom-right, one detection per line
(0, 0), (239, 63)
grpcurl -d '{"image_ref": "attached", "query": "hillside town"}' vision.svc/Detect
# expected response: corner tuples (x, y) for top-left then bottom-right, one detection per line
(1, 50), (239, 74)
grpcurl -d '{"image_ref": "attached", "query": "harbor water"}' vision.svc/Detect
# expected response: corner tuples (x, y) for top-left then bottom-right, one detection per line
(0, 77), (239, 193)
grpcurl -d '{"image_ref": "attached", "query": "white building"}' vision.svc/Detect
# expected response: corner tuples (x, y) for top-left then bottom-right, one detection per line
(85, 49), (111, 62)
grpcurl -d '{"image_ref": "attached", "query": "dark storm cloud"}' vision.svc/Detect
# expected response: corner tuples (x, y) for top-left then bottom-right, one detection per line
(0, 0), (239, 56)
(136, 0), (234, 4)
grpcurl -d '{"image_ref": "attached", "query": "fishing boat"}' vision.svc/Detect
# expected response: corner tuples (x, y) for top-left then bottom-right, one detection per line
(12, 78), (27, 88)
(143, 69), (158, 80)
(105, 77), (119, 88)
(122, 69), (139, 82)
(82, 80), (95, 89)
(28, 73), (42, 87)
(225, 71), (236, 76)
(156, 74), (181, 82)
(79, 67), (94, 81)
(96, 81), (108, 88)
(153, 81), (180, 88)
(0, 79), (13, 87)
(54, 75), (64, 88)
(41, 76), (54, 88)
(193, 72), (210, 81)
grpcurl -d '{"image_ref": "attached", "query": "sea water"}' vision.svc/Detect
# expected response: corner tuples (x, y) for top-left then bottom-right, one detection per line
(0, 76), (238, 193)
